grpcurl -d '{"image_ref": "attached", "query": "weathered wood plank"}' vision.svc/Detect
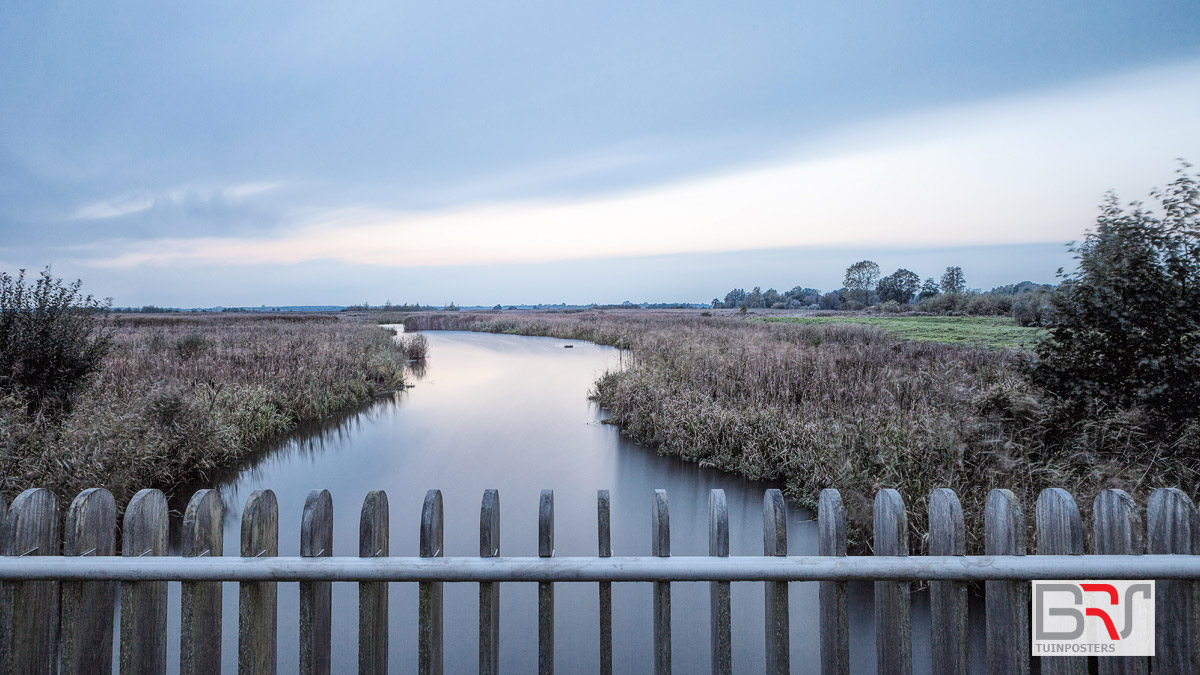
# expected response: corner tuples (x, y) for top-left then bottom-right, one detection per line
(1147, 487), (1198, 675)
(359, 490), (389, 675)
(819, 488), (849, 675)
(763, 489), (789, 675)
(1092, 489), (1146, 675)
(239, 489), (279, 675)
(181, 489), (224, 675)
(652, 489), (671, 675)
(538, 489), (555, 675)
(62, 487), (116, 675)
(873, 489), (911, 675)
(479, 489), (500, 675)
(1035, 488), (1086, 675)
(708, 489), (731, 675)
(0, 495), (9, 673)
(121, 488), (168, 675)
(6, 488), (60, 675)
(300, 489), (333, 675)
(984, 488), (1028, 675)
(419, 489), (444, 675)
(928, 488), (967, 675)
(598, 489), (612, 675)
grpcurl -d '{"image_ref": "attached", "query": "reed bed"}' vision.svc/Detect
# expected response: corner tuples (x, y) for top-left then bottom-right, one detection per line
(403, 311), (1197, 552)
(0, 315), (406, 506)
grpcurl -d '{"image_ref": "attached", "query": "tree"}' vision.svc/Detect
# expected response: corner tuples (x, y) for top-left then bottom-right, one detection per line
(1031, 164), (1200, 423)
(877, 268), (921, 304)
(722, 288), (747, 308)
(843, 260), (880, 305)
(746, 286), (765, 308)
(940, 266), (966, 295)
(0, 268), (111, 415)
(763, 288), (781, 308)
(918, 277), (940, 300)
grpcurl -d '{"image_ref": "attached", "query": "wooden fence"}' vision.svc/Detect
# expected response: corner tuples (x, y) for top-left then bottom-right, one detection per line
(0, 485), (1197, 674)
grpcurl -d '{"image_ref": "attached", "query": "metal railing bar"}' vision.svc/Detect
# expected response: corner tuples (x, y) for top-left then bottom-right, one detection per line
(0, 555), (1196, 581)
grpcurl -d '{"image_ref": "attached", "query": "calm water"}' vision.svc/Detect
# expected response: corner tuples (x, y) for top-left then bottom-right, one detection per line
(148, 329), (981, 673)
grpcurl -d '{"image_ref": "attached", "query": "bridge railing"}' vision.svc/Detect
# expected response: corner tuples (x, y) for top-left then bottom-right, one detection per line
(0, 485), (1197, 674)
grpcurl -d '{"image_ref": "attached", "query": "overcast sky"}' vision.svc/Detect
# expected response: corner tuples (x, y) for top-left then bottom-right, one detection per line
(3, 1), (1199, 306)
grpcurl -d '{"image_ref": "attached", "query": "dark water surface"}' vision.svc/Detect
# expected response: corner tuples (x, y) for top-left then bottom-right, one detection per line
(150, 329), (981, 673)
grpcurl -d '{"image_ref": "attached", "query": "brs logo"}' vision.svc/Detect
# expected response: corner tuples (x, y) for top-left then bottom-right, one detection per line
(1032, 581), (1155, 656)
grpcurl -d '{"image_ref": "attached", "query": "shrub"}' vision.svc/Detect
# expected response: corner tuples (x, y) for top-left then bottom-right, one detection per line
(1031, 165), (1200, 425)
(0, 268), (111, 414)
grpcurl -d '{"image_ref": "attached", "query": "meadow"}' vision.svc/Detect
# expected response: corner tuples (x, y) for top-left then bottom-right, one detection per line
(0, 314), (412, 506)
(759, 315), (1042, 350)
(401, 310), (1196, 552)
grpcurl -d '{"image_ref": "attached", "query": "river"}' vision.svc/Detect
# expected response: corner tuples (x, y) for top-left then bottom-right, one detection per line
(152, 328), (982, 673)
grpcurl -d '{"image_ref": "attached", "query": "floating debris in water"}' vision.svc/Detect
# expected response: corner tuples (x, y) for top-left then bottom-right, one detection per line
(563, 344), (574, 348)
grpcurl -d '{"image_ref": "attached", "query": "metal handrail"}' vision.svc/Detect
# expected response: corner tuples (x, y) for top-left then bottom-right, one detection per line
(1, 554), (1197, 581)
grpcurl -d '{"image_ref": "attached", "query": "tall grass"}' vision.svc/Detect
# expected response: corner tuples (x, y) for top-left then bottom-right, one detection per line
(0, 315), (406, 506)
(402, 311), (1197, 552)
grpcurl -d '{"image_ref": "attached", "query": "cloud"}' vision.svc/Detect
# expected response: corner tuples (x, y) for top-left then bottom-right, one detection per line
(77, 59), (1200, 270)
(70, 181), (282, 221)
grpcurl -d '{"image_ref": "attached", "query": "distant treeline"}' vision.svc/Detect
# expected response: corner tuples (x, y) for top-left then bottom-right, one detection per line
(713, 262), (1056, 325)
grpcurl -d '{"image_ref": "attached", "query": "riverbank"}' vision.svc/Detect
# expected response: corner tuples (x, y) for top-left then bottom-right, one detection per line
(399, 310), (1197, 552)
(0, 314), (408, 506)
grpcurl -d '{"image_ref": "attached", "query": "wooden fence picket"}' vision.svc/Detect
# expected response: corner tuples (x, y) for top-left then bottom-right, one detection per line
(763, 489), (789, 675)
(300, 489), (333, 675)
(928, 488), (966, 675)
(121, 489), (168, 675)
(873, 489), (911, 675)
(1147, 488), (1198, 675)
(181, 489), (224, 675)
(239, 489), (279, 675)
(61, 488), (116, 675)
(819, 489), (849, 675)
(538, 489), (555, 675)
(708, 489), (731, 675)
(1035, 488), (1086, 675)
(984, 489), (1028, 675)
(479, 489), (501, 675)
(1092, 489), (1146, 675)
(598, 489), (613, 675)
(651, 489), (671, 675)
(6, 489), (60, 675)
(359, 490), (389, 675)
(419, 489), (444, 675)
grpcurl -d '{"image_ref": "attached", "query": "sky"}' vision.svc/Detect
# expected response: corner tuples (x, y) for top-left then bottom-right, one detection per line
(2, 1), (1199, 307)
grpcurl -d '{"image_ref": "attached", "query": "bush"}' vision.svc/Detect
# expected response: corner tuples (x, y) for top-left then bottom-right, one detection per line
(1032, 165), (1200, 425)
(0, 269), (111, 414)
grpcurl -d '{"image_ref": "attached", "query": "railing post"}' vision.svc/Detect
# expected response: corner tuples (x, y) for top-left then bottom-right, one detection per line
(239, 489), (279, 675)
(419, 489), (444, 675)
(1147, 488), (1198, 675)
(6, 488), (60, 675)
(984, 488), (1028, 675)
(928, 488), (967, 675)
(479, 489), (500, 675)
(763, 489), (789, 675)
(652, 489), (671, 675)
(360, 490), (389, 675)
(1035, 488), (1086, 675)
(62, 488), (116, 675)
(121, 488), (168, 675)
(181, 489), (224, 675)
(1093, 489), (1147, 675)
(873, 489), (911, 675)
(300, 490), (333, 675)
(538, 489), (555, 675)
(709, 489), (731, 675)
(598, 489), (612, 675)
(819, 489), (848, 675)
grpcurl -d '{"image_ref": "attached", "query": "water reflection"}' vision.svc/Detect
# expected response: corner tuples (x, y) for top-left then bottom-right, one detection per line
(149, 329), (981, 674)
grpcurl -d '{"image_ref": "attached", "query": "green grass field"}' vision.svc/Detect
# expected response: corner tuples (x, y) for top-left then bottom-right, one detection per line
(760, 315), (1042, 350)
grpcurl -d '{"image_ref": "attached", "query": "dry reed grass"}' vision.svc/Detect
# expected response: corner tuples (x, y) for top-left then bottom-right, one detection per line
(402, 310), (1198, 552)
